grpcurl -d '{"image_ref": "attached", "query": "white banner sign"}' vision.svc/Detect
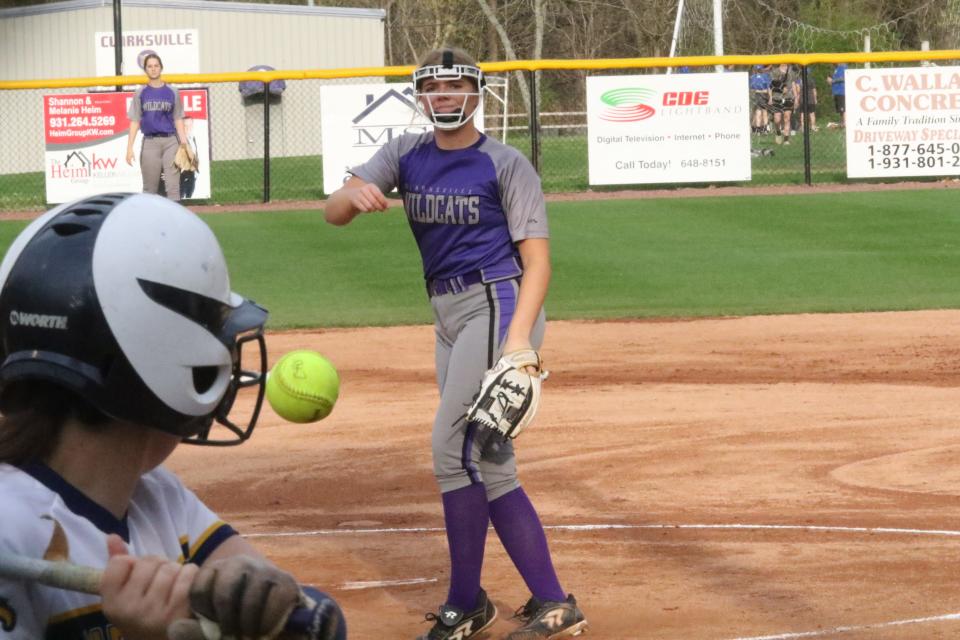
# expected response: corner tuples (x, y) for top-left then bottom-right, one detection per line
(95, 29), (199, 77)
(845, 66), (960, 178)
(319, 83), (484, 195)
(587, 73), (751, 185)
(44, 89), (211, 203)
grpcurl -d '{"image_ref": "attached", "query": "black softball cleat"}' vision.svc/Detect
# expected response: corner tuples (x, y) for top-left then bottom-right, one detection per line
(416, 588), (498, 640)
(505, 594), (588, 639)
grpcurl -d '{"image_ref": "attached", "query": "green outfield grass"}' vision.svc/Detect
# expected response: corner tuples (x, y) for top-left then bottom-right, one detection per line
(0, 128), (854, 210)
(0, 155), (327, 211)
(0, 188), (955, 328)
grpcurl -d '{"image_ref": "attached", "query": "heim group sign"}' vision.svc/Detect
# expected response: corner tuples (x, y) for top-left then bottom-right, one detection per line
(43, 89), (211, 203)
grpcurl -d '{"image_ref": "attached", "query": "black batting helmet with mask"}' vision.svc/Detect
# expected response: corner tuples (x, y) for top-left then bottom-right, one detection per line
(413, 47), (486, 130)
(0, 193), (268, 445)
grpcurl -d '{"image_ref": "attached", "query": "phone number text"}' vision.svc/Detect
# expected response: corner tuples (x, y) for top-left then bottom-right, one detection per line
(681, 158), (727, 169)
(48, 115), (117, 128)
(866, 143), (960, 170)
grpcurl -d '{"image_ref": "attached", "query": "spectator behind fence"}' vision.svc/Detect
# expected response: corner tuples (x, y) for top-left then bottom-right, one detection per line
(749, 64), (771, 134)
(826, 63), (847, 127)
(178, 116), (200, 199)
(769, 62), (798, 145)
(790, 67), (802, 136)
(125, 53), (187, 201)
(799, 68), (818, 132)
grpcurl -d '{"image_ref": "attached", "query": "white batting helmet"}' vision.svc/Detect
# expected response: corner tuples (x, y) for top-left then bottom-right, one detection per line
(0, 193), (268, 445)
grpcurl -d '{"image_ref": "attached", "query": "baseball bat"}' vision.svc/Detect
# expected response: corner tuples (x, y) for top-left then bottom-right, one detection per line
(0, 552), (338, 640)
(0, 552), (100, 594)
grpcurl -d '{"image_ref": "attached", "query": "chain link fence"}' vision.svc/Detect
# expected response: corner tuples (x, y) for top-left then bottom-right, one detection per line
(1, 56), (957, 211)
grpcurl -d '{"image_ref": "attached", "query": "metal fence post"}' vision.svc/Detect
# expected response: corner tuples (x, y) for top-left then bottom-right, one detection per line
(263, 82), (271, 203)
(112, 0), (123, 85)
(801, 65), (812, 186)
(527, 70), (541, 174)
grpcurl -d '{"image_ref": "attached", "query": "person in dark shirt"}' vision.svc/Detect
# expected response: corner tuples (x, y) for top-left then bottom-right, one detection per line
(798, 69), (818, 132)
(769, 63), (798, 144)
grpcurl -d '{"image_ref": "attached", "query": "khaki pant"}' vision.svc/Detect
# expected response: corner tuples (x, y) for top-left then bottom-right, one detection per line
(140, 135), (180, 201)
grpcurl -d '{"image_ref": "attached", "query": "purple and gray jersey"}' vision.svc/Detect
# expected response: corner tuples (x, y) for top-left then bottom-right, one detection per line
(350, 131), (548, 498)
(350, 131), (548, 284)
(128, 84), (183, 136)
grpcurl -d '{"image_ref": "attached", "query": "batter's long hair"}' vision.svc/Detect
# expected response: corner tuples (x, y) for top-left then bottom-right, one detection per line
(0, 381), (108, 466)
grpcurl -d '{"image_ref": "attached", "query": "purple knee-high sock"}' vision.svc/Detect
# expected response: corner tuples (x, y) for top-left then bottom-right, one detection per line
(489, 487), (566, 603)
(442, 483), (490, 610)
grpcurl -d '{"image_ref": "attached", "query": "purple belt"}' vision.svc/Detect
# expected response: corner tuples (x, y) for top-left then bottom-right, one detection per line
(426, 270), (485, 297)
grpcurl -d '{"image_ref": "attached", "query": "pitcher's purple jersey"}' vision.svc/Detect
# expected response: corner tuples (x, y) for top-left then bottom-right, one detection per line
(349, 132), (548, 282)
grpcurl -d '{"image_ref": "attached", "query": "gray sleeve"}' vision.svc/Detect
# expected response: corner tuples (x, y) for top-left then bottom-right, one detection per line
(127, 86), (143, 122)
(171, 86), (184, 119)
(349, 136), (402, 194)
(495, 146), (548, 241)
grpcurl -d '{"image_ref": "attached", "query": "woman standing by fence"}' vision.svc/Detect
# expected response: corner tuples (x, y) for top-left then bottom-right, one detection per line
(125, 53), (187, 201)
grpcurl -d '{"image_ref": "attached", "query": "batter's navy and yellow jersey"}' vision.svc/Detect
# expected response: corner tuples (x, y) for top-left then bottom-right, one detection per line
(350, 131), (549, 283)
(0, 463), (236, 639)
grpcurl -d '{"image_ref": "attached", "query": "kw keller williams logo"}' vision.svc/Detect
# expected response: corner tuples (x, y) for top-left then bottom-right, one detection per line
(49, 150), (118, 178)
(599, 87), (657, 122)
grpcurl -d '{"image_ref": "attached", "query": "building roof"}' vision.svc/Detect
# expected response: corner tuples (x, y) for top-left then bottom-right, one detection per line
(0, 0), (385, 20)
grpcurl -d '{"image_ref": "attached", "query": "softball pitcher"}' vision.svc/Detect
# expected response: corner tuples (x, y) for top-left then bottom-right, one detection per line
(0, 193), (345, 640)
(325, 47), (587, 640)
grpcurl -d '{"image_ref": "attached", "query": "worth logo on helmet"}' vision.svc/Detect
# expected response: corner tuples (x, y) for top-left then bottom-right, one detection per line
(599, 87), (657, 122)
(8, 311), (68, 330)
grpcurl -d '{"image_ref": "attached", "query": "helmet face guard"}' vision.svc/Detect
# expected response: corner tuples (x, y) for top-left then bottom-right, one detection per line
(413, 62), (486, 131)
(186, 322), (267, 446)
(0, 193), (270, 446)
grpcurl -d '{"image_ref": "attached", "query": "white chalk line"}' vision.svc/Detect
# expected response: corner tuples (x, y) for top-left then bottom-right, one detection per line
(245, 522), (960, 539)
(339, 577), (437, 591)
(249, 522), (960, 637)
(727, 611), (960, 639)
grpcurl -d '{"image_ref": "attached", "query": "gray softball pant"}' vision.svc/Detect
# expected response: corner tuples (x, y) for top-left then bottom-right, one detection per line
(430, 277), (546, 500)
(140, 135), (181, 201)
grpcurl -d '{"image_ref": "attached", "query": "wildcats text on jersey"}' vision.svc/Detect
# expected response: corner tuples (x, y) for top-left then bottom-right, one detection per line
(403, 191), (480, 225)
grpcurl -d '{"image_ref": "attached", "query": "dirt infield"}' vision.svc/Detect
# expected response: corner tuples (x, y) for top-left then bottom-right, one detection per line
(166, 310), (960, 640)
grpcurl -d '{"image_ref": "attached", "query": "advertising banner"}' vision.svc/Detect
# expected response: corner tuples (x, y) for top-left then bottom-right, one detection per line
(587, 73), (751, 185)
(845, 66), (960, 178)
(44, 89), (211, 203)
(320, 83), (484, 195)
(95, 29), (200, 77)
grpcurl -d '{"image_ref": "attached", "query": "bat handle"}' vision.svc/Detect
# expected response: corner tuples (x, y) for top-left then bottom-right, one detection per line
(286, 587), (343, 640)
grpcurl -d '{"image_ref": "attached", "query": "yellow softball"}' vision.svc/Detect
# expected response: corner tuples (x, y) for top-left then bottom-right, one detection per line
(266, 350), (340, 423)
